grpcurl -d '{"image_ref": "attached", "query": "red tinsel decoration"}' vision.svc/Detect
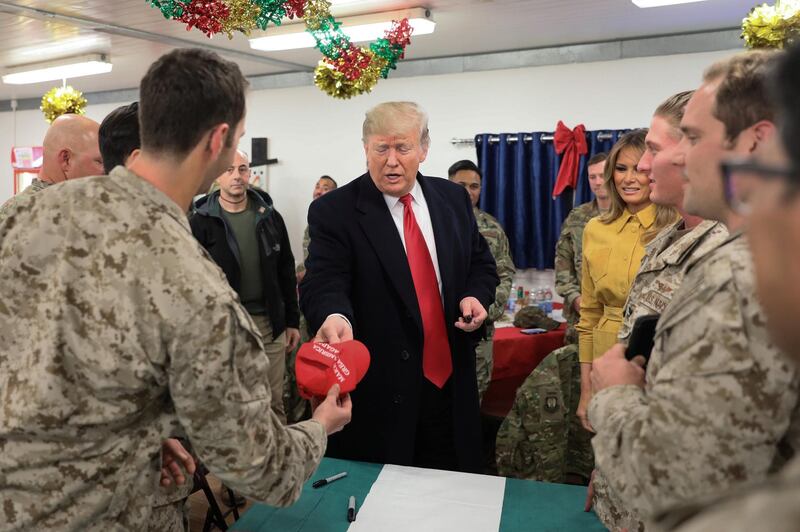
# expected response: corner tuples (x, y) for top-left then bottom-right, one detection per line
(283, 0), (306, 19)
(335, 44), (373, 80)
(178, 0), (230, 37)
(385, 19), (413, 48)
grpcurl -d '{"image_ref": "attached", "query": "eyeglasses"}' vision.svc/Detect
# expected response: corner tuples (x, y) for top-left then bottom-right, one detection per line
(227, 165), (250, 175)
(720, 159), (797, 215)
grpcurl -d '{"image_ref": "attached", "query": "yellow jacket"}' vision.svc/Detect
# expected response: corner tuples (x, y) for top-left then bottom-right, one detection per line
(577, 204), (657, 363)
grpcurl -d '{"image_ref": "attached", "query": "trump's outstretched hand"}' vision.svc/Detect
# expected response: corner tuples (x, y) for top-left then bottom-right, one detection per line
(455, 297), (487, 332)
(314, 314), (354, 344)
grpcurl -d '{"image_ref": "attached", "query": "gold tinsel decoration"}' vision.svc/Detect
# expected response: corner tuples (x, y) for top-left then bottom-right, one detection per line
(314, 52), (388, 100)
(40, 86), (88, 124)
(221, 0), (261, 37)
(303, 0), (332, 31)
(742, 0), (800, 49)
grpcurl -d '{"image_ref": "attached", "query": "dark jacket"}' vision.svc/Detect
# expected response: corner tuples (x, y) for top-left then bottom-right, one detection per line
(190, 188), (299, 339)
(299, 173), (499, 472)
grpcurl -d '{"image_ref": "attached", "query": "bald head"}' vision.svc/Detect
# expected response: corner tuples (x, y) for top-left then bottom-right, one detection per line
(41, 114), (104, 184)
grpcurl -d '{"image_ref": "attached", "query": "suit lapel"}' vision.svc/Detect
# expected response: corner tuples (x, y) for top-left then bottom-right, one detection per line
(356, 174), (423, 331)
(418, 174), (457, 327)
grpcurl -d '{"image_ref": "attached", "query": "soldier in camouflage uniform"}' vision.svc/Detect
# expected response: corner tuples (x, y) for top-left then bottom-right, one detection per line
(589, 52), (800, 531)
(286, 176), (338, 423)
(448, 160), (515, 400)
(0, 48), (350, 531)
(495, 153), (609, 482)
(0, 114), (103, 220)
(649, 44), (800, 532)
(586, 90), (727, 529)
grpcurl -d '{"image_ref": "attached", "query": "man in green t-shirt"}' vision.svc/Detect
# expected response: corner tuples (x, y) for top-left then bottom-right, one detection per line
(190, 150), (301, 424)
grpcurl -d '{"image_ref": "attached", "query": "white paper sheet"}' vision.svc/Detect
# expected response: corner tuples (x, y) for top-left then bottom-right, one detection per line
(347, 464), (506, 532)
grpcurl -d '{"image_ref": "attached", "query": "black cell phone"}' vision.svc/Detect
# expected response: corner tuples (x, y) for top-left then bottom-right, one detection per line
(625, 315), (659, 363)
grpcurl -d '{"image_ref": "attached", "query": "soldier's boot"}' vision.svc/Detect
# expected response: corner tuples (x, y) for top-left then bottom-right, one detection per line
(495, 346), (576, 482)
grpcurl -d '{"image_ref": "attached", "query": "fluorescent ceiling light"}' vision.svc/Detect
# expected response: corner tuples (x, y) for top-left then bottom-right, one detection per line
(10, 36), (110, 63)
(250, 7), (434, 52)
(632, 0), (709, 7)
(3, 53), (112, 85)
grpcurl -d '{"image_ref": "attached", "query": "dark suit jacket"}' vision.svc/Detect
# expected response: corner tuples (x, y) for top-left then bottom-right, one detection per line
(299, 172), (499, 472)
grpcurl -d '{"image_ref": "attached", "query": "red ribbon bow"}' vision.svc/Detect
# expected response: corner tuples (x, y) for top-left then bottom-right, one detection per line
(552, 121), (588, 198)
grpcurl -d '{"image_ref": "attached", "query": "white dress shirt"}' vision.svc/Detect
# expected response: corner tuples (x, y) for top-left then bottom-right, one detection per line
(327, 180), (443, 331)
(382, 180), (443, 294)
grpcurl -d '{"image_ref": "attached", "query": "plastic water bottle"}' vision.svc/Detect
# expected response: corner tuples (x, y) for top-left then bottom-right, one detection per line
(507, 285), (517, 312)
(543, 288), (554, 315)
(534, 287), (545, 312)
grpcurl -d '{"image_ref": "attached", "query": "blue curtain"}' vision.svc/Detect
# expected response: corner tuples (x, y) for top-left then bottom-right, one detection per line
(477, 129), (630, 270)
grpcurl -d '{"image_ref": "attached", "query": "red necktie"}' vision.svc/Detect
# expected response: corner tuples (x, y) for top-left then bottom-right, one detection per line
(399, 194), (452, 388)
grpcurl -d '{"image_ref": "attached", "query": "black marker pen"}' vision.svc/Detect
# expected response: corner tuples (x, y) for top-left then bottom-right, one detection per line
(347, 495), (356, 522)
(312, 471), (347, 488)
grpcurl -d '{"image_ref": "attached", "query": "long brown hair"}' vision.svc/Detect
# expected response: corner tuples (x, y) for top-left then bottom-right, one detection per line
(599, 129), (679, 242)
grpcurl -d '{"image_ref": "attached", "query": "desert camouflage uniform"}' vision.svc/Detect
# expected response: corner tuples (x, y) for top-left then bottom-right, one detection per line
(0, 178), (51, 220)
(295, 225), (311, 277)
(649, 455), (800, 532)
(495, 200), (598, 482)
(617, 219), (729, 343)
(589, 231), (800, 531)
(0, 167), (327, 531)
(285, 225), (313, 423)
(591, 219), (728, 529)
(474, 207), (515, 400)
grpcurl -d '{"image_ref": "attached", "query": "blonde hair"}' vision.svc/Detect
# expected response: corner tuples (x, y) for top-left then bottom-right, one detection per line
(654, 90), (694, 130)
(362, 101), (430, 148)
(599, 129), (679, 242)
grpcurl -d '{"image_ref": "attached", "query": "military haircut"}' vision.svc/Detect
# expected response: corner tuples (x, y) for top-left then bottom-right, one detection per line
(99, 102), (141, 174)
(704, 50), (780, 144)
(319, 175), (338, 188)
(447, 159), (482, 180)
(139, 48), (249, 157)
(587, 152), (608, 167)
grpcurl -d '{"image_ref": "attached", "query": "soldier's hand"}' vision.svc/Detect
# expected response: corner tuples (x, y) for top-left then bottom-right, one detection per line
(577, 390), (594, 433)
(456, 297), (487, 332)
(311, 384), (352, 435)
(572, 296), (582, 314)
(160, 438), (196, 487)
(315, 315), (353, 344)
(591, 344), (645, 392)
(285, 327), (301, 352)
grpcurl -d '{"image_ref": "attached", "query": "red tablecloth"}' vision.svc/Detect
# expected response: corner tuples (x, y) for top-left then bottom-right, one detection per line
(491, 324), (566, 380)
(481, 324), (566, 418)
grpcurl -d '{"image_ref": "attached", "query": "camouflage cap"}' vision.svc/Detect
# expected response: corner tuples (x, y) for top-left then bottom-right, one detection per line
(513, 306), (560, 331)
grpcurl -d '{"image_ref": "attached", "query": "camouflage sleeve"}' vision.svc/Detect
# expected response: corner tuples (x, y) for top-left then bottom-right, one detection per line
(296, 225), (310, 276)
(575, 225), (602, 363)
(487, 222), (515, 323)
(554, 214), (580, 313)
(168, 299), (326, 507)
(588, 280), (799, 519)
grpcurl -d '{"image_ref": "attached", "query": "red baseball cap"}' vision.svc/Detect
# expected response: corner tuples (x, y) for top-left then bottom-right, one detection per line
(295, 340), (371, 399)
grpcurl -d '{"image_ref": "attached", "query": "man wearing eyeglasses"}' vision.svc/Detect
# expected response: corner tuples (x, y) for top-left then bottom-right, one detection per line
(191, 149), (301, 423)
(588, 50), (800, 529)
